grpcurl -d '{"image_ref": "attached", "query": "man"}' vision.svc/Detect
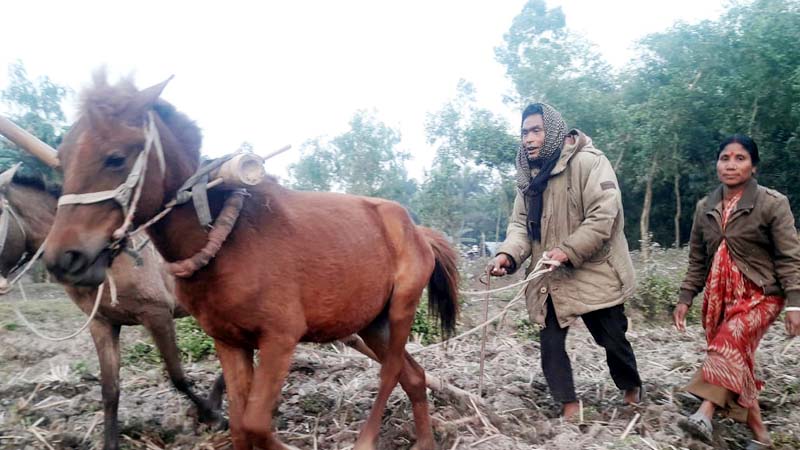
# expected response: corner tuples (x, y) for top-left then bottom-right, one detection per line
(487, 103), (642, 419)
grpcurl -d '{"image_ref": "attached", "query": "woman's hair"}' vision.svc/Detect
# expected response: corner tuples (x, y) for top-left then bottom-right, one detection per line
(718, 134), (760, 166)
(521, 103), (544, 126)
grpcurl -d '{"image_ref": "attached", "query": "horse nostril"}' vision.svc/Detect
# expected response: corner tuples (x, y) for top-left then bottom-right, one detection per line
(59, 250), (89, 275)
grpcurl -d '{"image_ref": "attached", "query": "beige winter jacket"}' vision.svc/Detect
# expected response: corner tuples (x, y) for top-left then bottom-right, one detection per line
(496, 130), (636, 328)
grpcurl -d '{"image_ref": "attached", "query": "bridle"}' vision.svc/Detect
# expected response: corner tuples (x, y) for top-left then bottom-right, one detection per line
(54, 110), (247, 275)
(0, 198), (31, 278)
(57, 111), (166, 248)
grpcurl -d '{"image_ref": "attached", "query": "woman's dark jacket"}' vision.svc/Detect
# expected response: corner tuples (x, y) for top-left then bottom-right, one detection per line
(679, 178), (800, 308)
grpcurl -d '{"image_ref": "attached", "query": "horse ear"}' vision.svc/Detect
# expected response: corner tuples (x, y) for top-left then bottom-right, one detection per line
(0, 163), (22, 192)
(131, 75), (174, 113)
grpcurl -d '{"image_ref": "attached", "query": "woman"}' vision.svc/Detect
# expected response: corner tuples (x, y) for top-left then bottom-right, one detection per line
(674, 134), (800, 449)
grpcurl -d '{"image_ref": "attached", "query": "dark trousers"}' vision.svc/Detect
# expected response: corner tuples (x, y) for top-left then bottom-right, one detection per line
(540, 297), (642, 404)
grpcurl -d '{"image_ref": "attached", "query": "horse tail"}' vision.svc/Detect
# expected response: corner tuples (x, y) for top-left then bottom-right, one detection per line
(418, 226), (459, 339)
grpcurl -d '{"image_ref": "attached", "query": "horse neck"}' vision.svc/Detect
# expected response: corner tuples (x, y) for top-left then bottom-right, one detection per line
(7, 183), (55, 249)
(144, 117), (209, 263)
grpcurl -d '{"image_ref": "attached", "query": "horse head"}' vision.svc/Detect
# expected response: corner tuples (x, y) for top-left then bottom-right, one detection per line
(43, 74), (201, 286)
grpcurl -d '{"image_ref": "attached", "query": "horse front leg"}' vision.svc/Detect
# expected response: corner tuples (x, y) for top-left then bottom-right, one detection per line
(215, 339), (255, 450)
(241, 336), (299, 450)
(144, 315), (225, 428)
(88, 319), (122, 450)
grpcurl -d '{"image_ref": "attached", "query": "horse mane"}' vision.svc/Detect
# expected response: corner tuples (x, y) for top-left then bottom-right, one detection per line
(81, 71), (203, 159)
(11, 171), (61, 197)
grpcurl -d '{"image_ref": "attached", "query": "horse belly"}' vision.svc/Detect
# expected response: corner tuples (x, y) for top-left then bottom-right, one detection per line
(300, 286), (390, 343)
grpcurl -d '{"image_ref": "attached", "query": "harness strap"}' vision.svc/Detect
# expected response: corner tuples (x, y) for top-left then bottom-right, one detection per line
(0, 202), (10, 258)
(57, 129), (152, 213)
(191, 174), (212, 228)
(54, 111), (250, 277)
(0, 200), (29, 271)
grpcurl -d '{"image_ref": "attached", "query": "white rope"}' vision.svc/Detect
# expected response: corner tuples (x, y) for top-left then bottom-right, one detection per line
(1, 236), (119, 341)
(13, 278), (106, 342)
(458, 254), (559, 296)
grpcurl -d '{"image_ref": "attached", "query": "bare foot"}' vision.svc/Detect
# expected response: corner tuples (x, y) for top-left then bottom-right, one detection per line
(562, 401), (580, 420)
(623, 386), (641, 405)
(747, 404), (772, 447)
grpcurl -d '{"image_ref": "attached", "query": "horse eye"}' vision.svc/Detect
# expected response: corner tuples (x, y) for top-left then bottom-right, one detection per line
(104, 155), (126, 169)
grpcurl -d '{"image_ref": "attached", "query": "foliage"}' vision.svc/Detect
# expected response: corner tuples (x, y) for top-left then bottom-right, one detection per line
(122, 317), (215, 366)
(413, 81), (517, 244)
(71, 360), (90, 377)
(174, 317), (216, 362)
(123, 341), (162, 366)
(631, 274), (682, 322)
(629, 247), (700, 323)
(514, 318), (539, 341)
(0, 61), (66, 187)
(411, 300), (441, 345)
(288, 110), (417, 206)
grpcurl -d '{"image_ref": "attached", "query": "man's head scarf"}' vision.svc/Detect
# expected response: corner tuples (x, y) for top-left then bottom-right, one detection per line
(514, 103), (568, 241)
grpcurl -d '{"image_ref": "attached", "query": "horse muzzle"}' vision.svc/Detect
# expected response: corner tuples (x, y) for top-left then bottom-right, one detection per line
(46, 247), (112, 286)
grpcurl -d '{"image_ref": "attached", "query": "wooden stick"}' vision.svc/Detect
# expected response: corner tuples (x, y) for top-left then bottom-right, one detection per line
(28, 427), (55, 450)
(478, 277), (491, 398)
(262, 144), (292, 161)
(620, 413), (640, 440)
(82, 412), (102, 443)
(0, 116), (60, 168)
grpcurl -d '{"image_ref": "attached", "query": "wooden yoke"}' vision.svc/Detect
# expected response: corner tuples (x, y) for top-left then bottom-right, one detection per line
(0, 116), (60, 168)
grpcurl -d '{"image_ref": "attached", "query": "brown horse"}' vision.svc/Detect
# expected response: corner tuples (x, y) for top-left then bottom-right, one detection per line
(39, 75), (459, 450)
(0, 169), (225, 450)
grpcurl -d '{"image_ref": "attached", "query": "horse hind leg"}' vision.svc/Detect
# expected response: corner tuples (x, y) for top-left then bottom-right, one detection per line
(144, 315), (225, 428)
(355, 326), (436, 450)
(354, 286), (431, 450)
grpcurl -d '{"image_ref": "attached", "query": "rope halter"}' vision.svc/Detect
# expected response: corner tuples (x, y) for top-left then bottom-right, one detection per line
(0, 199), (30, 293)
(57, 111), (165, 244)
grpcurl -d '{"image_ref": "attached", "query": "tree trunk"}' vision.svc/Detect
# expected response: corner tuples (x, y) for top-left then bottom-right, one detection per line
(639, 155), (659, 261)
(613, 133), (631, 172)
(613, 146), (626, 172)
(674, 170), (681, 248)
(748, 96), (759, 135)
(495, 199), (502, 243)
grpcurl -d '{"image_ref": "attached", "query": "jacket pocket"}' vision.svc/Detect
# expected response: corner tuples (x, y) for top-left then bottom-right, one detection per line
(573, 259), (624, 305)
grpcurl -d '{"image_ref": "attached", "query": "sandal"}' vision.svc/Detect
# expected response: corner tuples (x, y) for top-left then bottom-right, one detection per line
(678, 411), (713, 443)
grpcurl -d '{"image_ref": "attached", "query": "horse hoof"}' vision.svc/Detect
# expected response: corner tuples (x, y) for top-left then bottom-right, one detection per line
(410, 442), (436, 450)
(197, 408), (228, 431)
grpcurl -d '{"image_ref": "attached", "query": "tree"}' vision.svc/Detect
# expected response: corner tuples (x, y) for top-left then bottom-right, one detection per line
(0, 61), (69, 282)
(414, 81), (517, 245)
(288, 138), (335, 192)
(0, 61), (66, 186)
(495, 0), (618, 139)
(288, 110), (416, 206)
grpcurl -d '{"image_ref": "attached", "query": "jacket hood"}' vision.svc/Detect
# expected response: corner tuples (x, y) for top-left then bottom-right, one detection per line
(551, 129), (593, 176)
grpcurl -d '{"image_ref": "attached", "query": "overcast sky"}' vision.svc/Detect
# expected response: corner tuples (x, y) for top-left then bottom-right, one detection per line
(0, 0), (726, 181)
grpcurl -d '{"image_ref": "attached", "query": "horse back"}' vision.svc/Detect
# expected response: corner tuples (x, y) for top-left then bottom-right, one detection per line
(181, 184), (433, 345)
